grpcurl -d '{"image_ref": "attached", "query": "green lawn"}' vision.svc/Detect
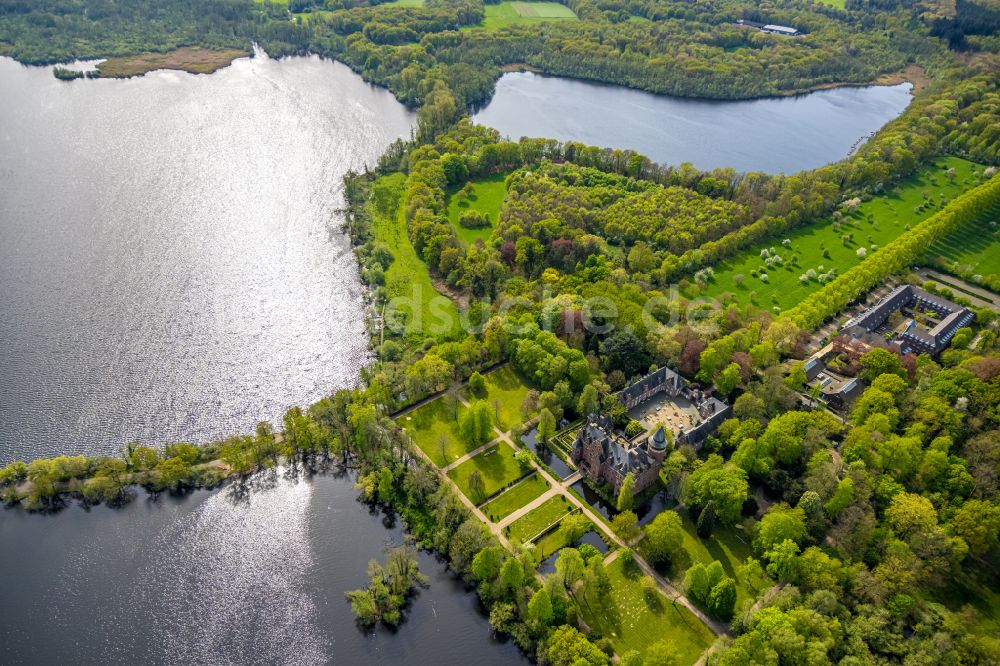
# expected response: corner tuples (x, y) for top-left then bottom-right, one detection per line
(371, 174), (461, 340)
(448, 444), (529, 504)
(814, 0), (845, 7)
(924, 199), (1000, 280)
(692, 157), (984, 312)
(397, 397), (478, 467)
(445, 175), (506, 245)
(506, 495), (573, 542)
(640, 509), (767, 610)
(576, 557), (716, 665)
(293, 10), (334, 23)
(467, 1), (578, 29)
(381, 0), (425, 5)
(465, 365), (531, 431)
(481, 472), (551, 521)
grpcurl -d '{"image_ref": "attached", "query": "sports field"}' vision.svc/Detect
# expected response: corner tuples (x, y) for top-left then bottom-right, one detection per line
(470, 1), (579, 29)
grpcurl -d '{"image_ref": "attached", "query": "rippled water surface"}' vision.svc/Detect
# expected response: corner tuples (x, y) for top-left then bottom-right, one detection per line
(0, 469), (526, 665)
(473, 72), (912, 173)
(0, 54), (414, 463)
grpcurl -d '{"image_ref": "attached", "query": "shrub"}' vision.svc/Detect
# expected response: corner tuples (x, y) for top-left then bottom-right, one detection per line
(459, 210), (490, 229)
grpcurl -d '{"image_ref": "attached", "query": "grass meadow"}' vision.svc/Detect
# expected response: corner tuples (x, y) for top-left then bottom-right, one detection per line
(692, 157), (984, 311)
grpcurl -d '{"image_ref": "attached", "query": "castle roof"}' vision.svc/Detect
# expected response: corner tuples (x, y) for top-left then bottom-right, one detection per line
(650, 425), (667, 451)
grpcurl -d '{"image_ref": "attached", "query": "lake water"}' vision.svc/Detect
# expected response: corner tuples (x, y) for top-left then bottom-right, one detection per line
(0, 54), (415, 464)
(0, 468), (526, 665)
(473, 72), (912, 173)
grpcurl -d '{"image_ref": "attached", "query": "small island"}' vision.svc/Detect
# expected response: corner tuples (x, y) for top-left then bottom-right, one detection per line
(95, 46), (249, 78)
(346, 545), (427, 627)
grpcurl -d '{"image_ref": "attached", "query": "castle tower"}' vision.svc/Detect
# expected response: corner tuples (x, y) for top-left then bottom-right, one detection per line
(648, 424), (668, 464)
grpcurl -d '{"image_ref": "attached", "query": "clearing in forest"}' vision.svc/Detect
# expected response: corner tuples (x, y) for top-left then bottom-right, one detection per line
(472, 1), (579, 29)
(371, 174), (461, 340)
(446, 175), (507, 245)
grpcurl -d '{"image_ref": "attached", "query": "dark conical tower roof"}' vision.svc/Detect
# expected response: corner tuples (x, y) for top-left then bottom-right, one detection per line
(651, 425), (667, 451)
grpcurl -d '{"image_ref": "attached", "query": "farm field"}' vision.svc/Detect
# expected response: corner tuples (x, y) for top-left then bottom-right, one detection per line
(481, 472), (551, 521)
(506, 495), (573, 542)
(397, 397), (477, 467)
(465, 365), (531, 431)
(693, 157), (985, 311)
(371, 174), (461, 340)
(445, 175), (506, 245)
(468, 1), (579, 30)
(447, 444), (528, 504)
(576, 557), (717, 664)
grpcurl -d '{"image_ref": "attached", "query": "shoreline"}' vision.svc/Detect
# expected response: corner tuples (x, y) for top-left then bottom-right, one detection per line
(488, 62), (926, 103)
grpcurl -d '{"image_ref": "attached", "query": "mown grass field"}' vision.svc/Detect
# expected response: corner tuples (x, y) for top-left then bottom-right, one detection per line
(467, 1), (578, 30)
(481, 472), (551, 521)
(924, 205), (1000, 278)
(445, 175), (506, 245)
(397, 397), (477, 467)
(371, 174), (461, 340)
(506, 495), (572, 542)
(293, 10), (334, 23)
(447, 444), (528, 504)
(693, 157), (984, 311)
(576, 557), (717, 665)
(465, 365), (531, 431)
(382, 0), (426, 5)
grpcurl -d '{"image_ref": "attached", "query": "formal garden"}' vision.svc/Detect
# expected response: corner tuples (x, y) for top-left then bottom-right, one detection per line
(506, 495), (574, 542)
(397, 397), (480, 467)
(465, 365), (532, 432)
(447, 443), (529, 504)
(481, 472), (551, 521)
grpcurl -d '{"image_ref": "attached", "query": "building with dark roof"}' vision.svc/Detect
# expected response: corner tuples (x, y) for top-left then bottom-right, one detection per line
(571, 415), (666, 495)
(619, 366), (730, 446)
(840, 284), (973, 356)
(570, 367), (730, 495)
(811, 371), (864, 411)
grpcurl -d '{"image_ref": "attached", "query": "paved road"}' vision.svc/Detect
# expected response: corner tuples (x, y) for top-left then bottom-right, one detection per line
(916, 268), (1000, 310)
(440, 436), (504, 473)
